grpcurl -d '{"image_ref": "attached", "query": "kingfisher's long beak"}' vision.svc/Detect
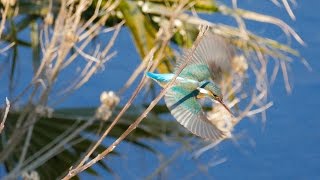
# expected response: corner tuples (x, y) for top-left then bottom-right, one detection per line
(215, 98), (233, 116)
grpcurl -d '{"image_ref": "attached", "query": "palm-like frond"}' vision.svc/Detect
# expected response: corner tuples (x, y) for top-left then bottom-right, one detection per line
(1, 105), (188, 178)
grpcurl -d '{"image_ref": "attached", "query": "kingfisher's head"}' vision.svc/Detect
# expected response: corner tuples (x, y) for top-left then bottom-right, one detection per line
(204, 82), (223, 101)
(198, 81), (222, 101)
(198, 81), (232, 115)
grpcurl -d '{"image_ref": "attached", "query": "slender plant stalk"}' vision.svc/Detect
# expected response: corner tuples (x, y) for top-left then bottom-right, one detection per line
(62, 25), (210, 180)
(0, 98), (10, 134)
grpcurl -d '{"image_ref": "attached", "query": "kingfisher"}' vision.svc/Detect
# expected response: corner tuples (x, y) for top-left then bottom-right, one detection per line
(147, 32), (235, 141)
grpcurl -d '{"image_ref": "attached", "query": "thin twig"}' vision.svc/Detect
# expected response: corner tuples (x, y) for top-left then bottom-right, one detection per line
(15, 125), (35, 178)
(282, 0), (296, 20)
(0, 97), (10, 134)
(218, 5), (304, 45)
(1, 0), (121, 172)
(23, 120), (81, 166)
(146, 145), (188, 180)
(192, 139), (223, 159)
(0, 0), (10, 38)
(247, 102), (273, 117)
(280, 60), (292, 93)
(62, 26), (209, 180)
(119, 1), (190, 94)
(71, 49), (155, 173)
(15, 119), (94, 178)
(0, 42), (15, 54)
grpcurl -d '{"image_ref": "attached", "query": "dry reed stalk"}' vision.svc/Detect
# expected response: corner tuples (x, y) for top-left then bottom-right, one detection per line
(0, 0), (15, 54)
(0, 0), (10, 38)
(64, 0), (192, 176)
(0, 98), (10, 134)
(180, 0), (303, 158)
(119, 1), (191, 94)
(1, 0), (122, 178)
(62, 25), (210, 180)
(271, 0), (297, 20)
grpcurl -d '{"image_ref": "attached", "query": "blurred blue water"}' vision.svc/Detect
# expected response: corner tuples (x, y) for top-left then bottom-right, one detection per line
(104, 1), (320, 179)
(215, 1), (320, 179)
(1, 0), (320, 179)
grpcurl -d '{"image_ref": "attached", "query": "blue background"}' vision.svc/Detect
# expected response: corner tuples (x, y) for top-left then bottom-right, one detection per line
(1, 0), (319, 179)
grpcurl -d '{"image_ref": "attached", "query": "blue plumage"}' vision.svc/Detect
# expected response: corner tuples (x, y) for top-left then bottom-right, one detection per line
(146, 72), (174, 86)
(146, 32), (234, 141)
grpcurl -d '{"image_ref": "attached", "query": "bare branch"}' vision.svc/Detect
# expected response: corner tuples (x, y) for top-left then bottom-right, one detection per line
(62, 25), (210, 180)
(0, 97), (10, 134)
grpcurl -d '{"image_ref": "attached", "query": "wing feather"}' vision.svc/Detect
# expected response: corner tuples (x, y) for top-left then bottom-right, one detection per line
(175, 33), (234, 82)
(165, 85), (225, 140)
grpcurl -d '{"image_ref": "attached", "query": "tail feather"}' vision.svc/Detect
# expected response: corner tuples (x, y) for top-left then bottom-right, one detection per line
(146, 72), (174, 86)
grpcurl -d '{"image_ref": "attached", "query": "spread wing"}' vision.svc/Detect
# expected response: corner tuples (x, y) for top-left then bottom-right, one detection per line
(176, 33), (234, 82)
(164, 85), (225, 140)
